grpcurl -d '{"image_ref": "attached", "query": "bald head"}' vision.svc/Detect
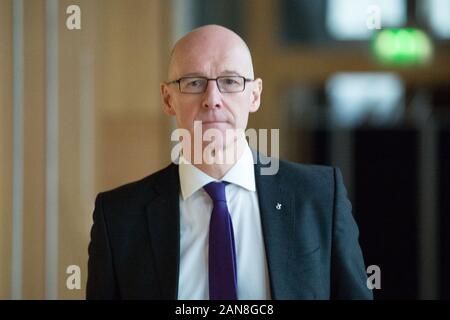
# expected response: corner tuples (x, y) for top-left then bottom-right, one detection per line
(168, 25), (254, 80)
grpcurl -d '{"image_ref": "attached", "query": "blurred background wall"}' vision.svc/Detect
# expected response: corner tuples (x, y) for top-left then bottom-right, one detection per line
(0, 0), (172, 299)
(0, 0), (449, 299)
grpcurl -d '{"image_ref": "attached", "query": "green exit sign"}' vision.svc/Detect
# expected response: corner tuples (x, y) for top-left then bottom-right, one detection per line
(372, 28), (433, 66)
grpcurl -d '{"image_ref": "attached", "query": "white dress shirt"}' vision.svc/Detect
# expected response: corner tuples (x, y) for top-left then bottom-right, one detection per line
(177, 143), (271, 300)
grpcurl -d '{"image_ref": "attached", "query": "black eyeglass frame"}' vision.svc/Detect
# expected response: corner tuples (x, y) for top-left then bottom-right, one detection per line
(167, 76), (255, 94)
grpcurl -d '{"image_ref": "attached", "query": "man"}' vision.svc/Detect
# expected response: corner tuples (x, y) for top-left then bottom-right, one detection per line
(87, 25), (373, 300)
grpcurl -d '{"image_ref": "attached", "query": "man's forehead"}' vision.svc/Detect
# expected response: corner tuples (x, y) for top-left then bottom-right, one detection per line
(179, 70), (244, 77)
(168, 25), (254, 79)
(170, 43), (253, 78)
(173, 25), (249, 55)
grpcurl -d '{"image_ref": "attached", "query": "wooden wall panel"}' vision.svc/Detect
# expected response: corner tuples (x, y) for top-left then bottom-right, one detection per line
(0, 0), (172, 299)
(22, 0), (46, 299)
(0, 0), (13, 300)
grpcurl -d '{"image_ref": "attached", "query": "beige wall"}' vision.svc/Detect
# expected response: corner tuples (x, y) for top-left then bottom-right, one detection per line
(0, 0), (172, 299)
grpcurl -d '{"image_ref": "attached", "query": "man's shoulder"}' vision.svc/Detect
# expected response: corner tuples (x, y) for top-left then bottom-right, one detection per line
(278, 157), (333, 176)
(259, 152), (334, 182)
(282, 159), (334, 188)
(97, 163), (177, 205)
(256, 152), (337, 197)
(253, 154), (340, 211)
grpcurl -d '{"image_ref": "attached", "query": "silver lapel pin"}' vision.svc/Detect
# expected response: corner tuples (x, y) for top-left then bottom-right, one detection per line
(275, 202), (282, 210)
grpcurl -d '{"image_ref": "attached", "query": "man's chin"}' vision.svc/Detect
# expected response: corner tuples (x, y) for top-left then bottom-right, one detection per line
(201, 121), (230, 127)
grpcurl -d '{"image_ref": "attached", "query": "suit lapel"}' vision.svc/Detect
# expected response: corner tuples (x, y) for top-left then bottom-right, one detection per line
(145, 164), (180, 299)
(253, 153), (296, 299)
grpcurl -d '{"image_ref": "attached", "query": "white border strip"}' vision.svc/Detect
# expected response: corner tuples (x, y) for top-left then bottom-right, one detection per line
(45, 0), (59, 300)
(11, 0), (24, 300)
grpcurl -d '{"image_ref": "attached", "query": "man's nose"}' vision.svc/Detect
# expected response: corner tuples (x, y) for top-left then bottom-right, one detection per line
(202, 80), (222, 109)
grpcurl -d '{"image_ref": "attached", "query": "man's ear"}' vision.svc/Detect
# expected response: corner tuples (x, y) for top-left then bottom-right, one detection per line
(160, 82), (176, 116)
(249, 78), (262, 113)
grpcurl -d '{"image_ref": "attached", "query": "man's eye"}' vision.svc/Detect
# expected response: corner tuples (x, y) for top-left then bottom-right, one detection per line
(187, 80), (203, 87)
(223, 78), (238, 85)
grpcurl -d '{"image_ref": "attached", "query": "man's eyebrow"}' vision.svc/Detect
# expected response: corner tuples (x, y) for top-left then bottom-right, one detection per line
(180, 72), (204, 77)
(179, 70), (243, 78)
(220, 70), (241, 76)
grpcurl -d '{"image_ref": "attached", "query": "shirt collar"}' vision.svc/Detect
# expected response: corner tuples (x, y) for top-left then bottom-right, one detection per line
(179, 142), (256, 200)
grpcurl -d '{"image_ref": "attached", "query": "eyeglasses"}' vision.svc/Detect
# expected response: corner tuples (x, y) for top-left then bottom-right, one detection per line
(168, 76), (254, 94)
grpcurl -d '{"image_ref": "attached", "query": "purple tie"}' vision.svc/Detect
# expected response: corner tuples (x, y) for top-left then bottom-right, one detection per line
(203, 181), (238, 300)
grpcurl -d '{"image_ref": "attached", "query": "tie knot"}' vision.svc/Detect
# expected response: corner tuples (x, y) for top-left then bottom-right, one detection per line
(203, 181), (229, 202)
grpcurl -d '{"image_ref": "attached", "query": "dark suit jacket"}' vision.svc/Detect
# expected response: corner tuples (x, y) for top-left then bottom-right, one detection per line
(86, 153), (373, 299)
